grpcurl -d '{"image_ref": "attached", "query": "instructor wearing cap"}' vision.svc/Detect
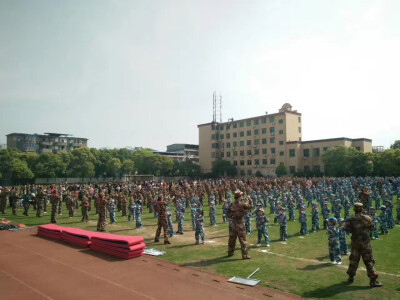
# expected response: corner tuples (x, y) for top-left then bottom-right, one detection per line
(344, 202), (382, 288)
(226, 190), (253, 259)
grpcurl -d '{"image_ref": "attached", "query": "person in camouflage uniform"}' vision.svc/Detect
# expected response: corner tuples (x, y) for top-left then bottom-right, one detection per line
(50, 190), (60, 223)
(344, 202), (382, 288)
(0, 188), (7, 214)
(227, 190), (253, 259)
(154, 195), (171, 244)
(67, 191), (76, 218)
(81, 193), (90, 222)
(10, 189), (18, 215)
(97, 193), (108, 232)
(359, 186), (371, 214)
(35, 188), (45, 217)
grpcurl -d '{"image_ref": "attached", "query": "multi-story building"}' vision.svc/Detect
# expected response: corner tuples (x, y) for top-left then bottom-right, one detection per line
(166, 144), (199, 164)
(6, 132), (88, 154)
(198, 103), (372, 176)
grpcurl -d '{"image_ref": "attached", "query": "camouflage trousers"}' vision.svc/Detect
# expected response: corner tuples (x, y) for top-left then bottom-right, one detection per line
(50, 203), (57, 223)
(36, 200), (42, 217)
(279, 225), (287, 240)
(329, 240), (341, 262)
(299, 222), (309, 235)
(81, 206), (89, 222)
(311, 219), (320, 231)
(68, 204), (74, 217)
(23, 203), (30, 216)
(97, 212), (106, 231)
(195, 226), (205, 243)
(121, 203), (127, 217)
(257, 225), (269, 244)
(347, 240), (378, 280)
(155, 219), (169, 242)
(0, 197), (6, 213)
(228, 221), (248, 257)
(58, 200), (62, 215)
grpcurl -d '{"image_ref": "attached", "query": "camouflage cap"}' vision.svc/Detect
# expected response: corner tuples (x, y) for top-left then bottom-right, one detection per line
(354, 202), (363, 210)
(234, 190), (243, 199)
(328, 217), (337, 223)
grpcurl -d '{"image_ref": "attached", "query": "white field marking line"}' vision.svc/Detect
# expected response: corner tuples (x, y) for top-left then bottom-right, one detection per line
(1, 269), (54, 300)
(258, 250), (400, 278)
(3, 241), (156, 300)
(5, 241), (261, 300)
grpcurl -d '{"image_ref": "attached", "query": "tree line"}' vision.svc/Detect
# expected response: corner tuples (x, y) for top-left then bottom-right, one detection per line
(0, 147), (201, 180)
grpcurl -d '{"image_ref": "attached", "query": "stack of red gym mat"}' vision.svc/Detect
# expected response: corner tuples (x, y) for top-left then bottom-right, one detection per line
(61, 228), (99, 248)
(91, 234), (146, 259)
(37, 224), (63, 240)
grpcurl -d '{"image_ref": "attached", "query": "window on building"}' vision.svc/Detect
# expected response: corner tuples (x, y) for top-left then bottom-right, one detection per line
(304, 149), (310, 157)
(323, 147), (328, 152)
(246, 120), (251, 126)
(212, 143), (219, 149)
(254, 129), (259, 135)
(255, 159), (260, 165)
(233, 160), (238, 166)
(279, 119), (283, 124)
(270, 137), (275, 144)
(254, 149), (259, 155)
(262, 148), (267, 155)
(254, 139), (259, 145)
(262, 138), (267, 145)
(289, 149), (295, 157)
(247, 160), (252, 166)
(262, 128), (267, 134)
(220, 124), (224, 130)
(279, 130), (284, 134)
(221, 152), (224, 158)
(290, 166), (296, 174)
(211, 152), (216, 158)
(356, 147), (361, 151)
(233, 141), (237, 147)
(233, 132), (237, 138)
(270, 158), (276, 164)
(226, 152), (231, 157)
(279, 151), (284, 156)
(313, 148), (320, 157)
(247, 170), (252, 175)
(240, 170), (245, 176)
(233, 151), (238, 157)
(226, 124), (230, 130)
(220, 134), (224, 139)
(240, 141), (244, 147)
(270, 127), (275, 135)
(271, 148), (276, 155)
(247, 140), (252, 146)
(313, 165), (320, 173)
(240, 131), (244, 137)
(262, 118), (266, 124)
(247, 130), (251, 136)
(298, 117), (301, 123)
(240, 150), (244, 156)
(254, 119), (259, 125)
(233, 123), (237, 128)
(270, 116), (275, 124)
(298, 127), (301, 133)
(247, 150), (252, 156)
(226, 133), (230, 139)
(226, 142), (231, 148)
(304, 166), (311, 172)
(262, 159), (268, 165)
(239, 122), (244, 127)
(240, 160), (245, 166)
(279, 141), (284, 145)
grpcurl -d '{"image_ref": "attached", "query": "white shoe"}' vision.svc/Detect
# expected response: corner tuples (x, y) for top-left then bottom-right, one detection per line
(266, 244), (270, 247)
(256, 244), (261, 247)
(336, 261), (342, 265)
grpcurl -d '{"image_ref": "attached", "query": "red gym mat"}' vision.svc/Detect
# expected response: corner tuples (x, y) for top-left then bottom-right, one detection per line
(91, 234), (144, 246)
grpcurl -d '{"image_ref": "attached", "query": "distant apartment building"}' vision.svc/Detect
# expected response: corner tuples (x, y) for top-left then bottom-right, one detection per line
(6, 133), (88, 154)
(166, 144), (199, 164)
(198, 103), (372, 176)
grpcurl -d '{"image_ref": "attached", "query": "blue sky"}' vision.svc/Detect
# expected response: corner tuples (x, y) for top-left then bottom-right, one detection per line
(1, 0), (399, 150)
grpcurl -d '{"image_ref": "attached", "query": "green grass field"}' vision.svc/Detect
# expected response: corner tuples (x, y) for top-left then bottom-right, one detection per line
(2, 200), (400, 300)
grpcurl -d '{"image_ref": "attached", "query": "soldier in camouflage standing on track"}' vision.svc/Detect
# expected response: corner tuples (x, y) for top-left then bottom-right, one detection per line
(344, 202), (382, 288)
(154, 195), (171, 244)
(0, 188), (7, 214)
(81, 192), (90, 222)
(227, 190), (253, 260)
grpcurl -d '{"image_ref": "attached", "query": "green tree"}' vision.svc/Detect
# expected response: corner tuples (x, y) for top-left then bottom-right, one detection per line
(68, 147), (96, 177)
(10, 158), (34, 179)
(212, 158), (237, 177)
(122, 159), (135, 175)
(33, 153), (68, 178)
(275, 163), (287, 177)
(322, 146), (352, 176)
(106, 157), (122, 177)
(390, 140), (400, 149)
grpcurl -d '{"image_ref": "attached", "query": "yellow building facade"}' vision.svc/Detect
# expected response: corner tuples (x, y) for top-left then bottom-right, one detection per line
(198, 103), (372, 176)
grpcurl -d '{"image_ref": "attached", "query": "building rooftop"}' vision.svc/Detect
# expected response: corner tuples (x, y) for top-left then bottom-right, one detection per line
(286, 137), (372, 145)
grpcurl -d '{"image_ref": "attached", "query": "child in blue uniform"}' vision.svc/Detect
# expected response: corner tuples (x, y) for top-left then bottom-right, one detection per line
(338, 218), (349, 255)
(327, 217), (341, 264)
(256, 209), (270, 247)
(299, 206), (309, 236)
(194, 209), (205, 244)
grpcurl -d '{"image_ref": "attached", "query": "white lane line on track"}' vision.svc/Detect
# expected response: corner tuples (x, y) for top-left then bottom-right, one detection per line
(1, 269), (55, 300)
(3, 241), (156, 300)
